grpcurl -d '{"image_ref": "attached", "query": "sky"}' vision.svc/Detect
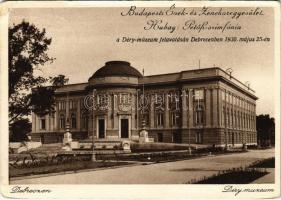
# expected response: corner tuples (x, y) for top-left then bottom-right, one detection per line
(9, 6), (275, 116)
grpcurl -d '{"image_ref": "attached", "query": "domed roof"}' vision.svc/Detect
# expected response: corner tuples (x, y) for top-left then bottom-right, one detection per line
(90, 61), (143, 79)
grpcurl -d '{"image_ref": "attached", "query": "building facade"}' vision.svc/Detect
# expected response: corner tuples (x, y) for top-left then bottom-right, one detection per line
(30, 61), (258, 146)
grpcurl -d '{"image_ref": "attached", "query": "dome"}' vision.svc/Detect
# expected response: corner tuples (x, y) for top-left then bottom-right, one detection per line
(90, 61), (143, 79)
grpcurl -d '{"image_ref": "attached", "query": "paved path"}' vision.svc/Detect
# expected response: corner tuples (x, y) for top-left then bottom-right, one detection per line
(252, 168), (275, 184)
(10, 149), (274, 184)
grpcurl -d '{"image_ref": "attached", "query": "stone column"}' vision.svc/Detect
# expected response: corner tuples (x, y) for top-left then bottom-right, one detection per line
(231, 94), (235, 130)
(131, 93), (136, 129)
(212, 88), (218, 127)
(254, 105), (257, 131)
(181, 89), (187, 128)
(92, 90), (96, 138)
(188, 89), (193, 128)
(136, 93), (139, 129)
(77, 99), (81, 130)
(150, 94), (155, 128)
(50, 112), (54, 131)
(113, 93), (118, 130)
(205, 88), (211, 127)
(218, 89), (223, 127)
(164, 93), (170, 128)
(46, 113), (49, 131)
(66, 98), (69, 123)
(32, 113), (36, 132)
(54, 104), (58, 131)
(36, 116), (40, 132)
(107, 94), (112, 130)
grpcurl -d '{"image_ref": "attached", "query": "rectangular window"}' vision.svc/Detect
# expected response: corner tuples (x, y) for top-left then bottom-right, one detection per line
(69, 100), (77, 109)
(142, 114), (149, 127)
(59, 101), (66, 110)
(172, 112), (180, 126)
(196, 132), (202, 143)
(41, 119), (46, 130)
(156, 113), (164, 126)
(157, 133), (163, 142)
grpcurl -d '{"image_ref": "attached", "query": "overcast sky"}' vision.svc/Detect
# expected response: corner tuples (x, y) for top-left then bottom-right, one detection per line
(9, 6), (275, 116)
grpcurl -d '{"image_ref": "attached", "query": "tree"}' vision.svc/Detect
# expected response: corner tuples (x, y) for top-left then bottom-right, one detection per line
(9, 20), (68, 140)
(9, 119), (31, 142)
(256, 114), (275, 147)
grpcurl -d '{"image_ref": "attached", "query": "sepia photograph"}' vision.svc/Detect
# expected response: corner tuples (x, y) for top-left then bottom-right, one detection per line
(0, 1), (280, 199)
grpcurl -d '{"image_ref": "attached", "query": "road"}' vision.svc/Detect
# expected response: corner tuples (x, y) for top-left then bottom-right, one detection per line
(10, 149), (274, 184)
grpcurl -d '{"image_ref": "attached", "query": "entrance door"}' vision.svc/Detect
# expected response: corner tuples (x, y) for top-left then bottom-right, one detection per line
(121, 119), (129, 138)
(98, 119), (105, 138)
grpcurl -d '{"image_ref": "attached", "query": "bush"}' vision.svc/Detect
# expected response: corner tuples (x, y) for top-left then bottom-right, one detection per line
(130, 142), (190, 153)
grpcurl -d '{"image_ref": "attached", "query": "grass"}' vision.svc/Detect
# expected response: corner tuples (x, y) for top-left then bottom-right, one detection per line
(249, 157), (275, 168)
(130, 142), (191, 153)
(9, 160), (131, 178)
(193, 169), (268, 184)
(106, 152), (199, 163)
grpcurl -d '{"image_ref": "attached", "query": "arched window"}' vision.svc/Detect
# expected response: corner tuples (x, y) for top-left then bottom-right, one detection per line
(60, 114), (65, 129)
(195, 105), (204, 125)
(71, 113), (76, 129)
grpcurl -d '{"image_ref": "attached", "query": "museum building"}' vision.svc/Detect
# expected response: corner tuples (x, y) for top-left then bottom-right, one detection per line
(30, 61), (258, 146)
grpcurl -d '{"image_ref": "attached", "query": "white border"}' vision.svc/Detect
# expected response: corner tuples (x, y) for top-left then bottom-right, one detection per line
(0, 1), (280, 199)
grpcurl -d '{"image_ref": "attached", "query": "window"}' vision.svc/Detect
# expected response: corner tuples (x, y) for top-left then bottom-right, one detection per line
(71, 113), (76, 129)
(172, 112), (180, 126)
(58, 101), (66, 110)
(227, 108), (230, 126)
(60, 114), (65, 129)
(120, 93), (130, 104)
(97, 94), (107, 105)
(157, 133), (163, 142)
(82, 113), (88, 129)
(233, 111), (237, 128)
(196, 132), (203, 143)
(172, 132), (181, 143)
(156, 112), (164, 127)
(222, 107), (226, 126)
(195, 105), (204, 125)
(230, 109), (233, 126)
(69, 100), (77, 109)
(40, 119), (46, 130)
(142, 113), (149, 127)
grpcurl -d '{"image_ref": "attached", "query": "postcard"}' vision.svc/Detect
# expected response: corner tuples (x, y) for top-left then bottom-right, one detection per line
(0, 1), (280, 199)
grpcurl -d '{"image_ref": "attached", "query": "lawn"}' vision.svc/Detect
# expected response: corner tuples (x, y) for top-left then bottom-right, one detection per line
(98, 151), (200, 163)
(249, 157), (275, 168)
(193, 169), (268, 184)
(9, 160), (131, 178)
